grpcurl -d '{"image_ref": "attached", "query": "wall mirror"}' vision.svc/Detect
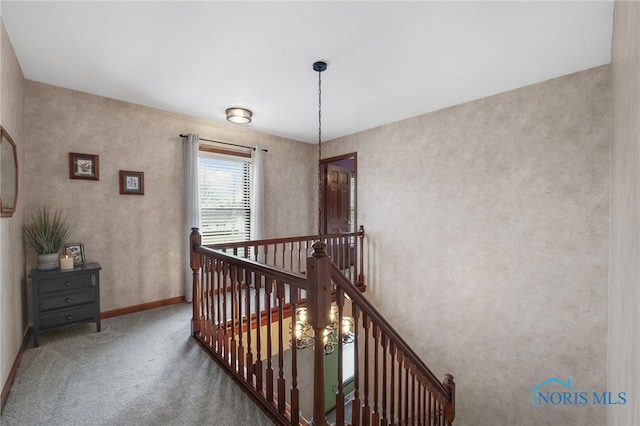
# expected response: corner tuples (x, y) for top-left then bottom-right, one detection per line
(1, 126), (18, 218)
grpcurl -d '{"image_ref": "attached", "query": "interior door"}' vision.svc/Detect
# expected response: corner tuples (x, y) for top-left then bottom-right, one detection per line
(325, 164), (351, 235)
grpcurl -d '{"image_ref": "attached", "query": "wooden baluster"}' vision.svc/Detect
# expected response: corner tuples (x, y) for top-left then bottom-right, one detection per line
(230, 265), (238, 369)
(372, 323), (380, 426)
(245, 269), (253, 386)
(416, 374), (422, 425)
(222, 262), (229, 360)
(362, 312), (371, 426)
(272, 243), (277, 267)
(381, 333), (388, 426)
(409, 366), (415, 426)
(389, 341), (396, 425)
(211, 258), (216, 349)
(344, 235), (350, 280)
(276, 280), (286, 415)
(336, 289), (346, 426)
(237, 268), (245, 378)
(424, 378), (429, 426)
(289, 241), (294, 273)
(422, 377), (431, 426)
(396, 349), (403, 425)
(264, 277), (273, 402)
(403, 358), (409, 425)
(209, 259), (216, 344)
(254, 274), (263, 393)
(265, 278), (274, 402)
(351, 305), (361, 426)
(358, 225), (365, 287)
(215, 258), (223, 353)
(201, 258), (208, 343)
(290, 287), (300, 425)
(332, 236), (338, 262)
(434, 391), (439, 426)
(344, 235), (350, 279)
(213, 259), (219, 342)
(206, 258), (214, 344)
(430, 391), (437, 426)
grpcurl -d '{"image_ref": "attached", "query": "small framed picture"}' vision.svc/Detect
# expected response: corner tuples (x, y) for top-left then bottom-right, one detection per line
(119, 170), (144, 195)
(69, 153), (99, 180)
(64, 243), (85, 265)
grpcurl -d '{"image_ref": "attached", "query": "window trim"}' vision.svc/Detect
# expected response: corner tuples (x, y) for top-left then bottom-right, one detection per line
(199, 145), (251, 159)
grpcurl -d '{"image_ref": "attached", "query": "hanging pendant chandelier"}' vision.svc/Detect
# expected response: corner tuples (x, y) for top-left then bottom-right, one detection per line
(287, 60), (355, 356)
(289, 306), (355, 355)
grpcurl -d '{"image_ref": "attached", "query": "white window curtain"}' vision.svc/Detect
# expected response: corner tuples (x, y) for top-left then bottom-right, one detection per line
(183, 133), (200, 303)
(250, 146), (265, 241)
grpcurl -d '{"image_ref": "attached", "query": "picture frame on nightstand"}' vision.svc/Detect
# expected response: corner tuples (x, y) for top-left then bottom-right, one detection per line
(64, 243), (85, 265)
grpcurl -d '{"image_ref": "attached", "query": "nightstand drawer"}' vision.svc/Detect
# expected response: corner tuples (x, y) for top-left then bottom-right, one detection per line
(39, 304), (97, 330)
(29, 263), (102, 347)
(39, 288), (96, 312)
(38, 273), (95, 295)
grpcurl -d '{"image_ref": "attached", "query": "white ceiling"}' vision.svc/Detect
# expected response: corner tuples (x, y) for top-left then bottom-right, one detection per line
(2, 1), (614, 143)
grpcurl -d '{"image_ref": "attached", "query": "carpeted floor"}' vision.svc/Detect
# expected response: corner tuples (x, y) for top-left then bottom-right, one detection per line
(1, 303), (273, 426)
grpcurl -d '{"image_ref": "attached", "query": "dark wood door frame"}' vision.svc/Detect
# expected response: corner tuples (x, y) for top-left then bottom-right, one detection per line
(320, 153), (357, 235)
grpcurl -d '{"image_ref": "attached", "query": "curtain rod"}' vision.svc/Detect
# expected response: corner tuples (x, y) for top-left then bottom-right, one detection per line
(179, 134), (268, 152)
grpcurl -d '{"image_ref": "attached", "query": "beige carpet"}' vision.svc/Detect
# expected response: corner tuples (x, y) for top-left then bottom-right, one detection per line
(1, 303), (273, 426)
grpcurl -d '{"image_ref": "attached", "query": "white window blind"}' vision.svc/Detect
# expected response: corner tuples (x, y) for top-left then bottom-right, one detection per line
(198, 151), (251, 245)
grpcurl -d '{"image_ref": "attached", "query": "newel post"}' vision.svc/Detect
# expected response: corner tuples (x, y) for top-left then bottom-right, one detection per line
(307, 241), (332, 426)
(443, 374), (456, 424)
(190, 227), (203, 336)
(358, 225), (366, 287)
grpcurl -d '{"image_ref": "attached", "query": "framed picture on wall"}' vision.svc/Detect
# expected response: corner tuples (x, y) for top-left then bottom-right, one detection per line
(64, 243), (85, 265)
(119, 170), (144, 195)
(69, 153), (99, 180)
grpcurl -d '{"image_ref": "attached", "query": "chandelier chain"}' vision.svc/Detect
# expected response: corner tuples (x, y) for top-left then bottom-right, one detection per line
(317, 67), (323, 238)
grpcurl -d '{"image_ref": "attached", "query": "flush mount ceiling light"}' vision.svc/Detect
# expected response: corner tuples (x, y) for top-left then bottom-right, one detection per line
(225, 107), (252, 124)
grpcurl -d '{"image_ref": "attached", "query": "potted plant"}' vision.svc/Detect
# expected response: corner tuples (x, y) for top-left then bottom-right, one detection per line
(23, 207), (73, 270)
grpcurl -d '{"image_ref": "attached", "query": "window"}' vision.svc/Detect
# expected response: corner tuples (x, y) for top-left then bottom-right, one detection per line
(198, 150), (251, 245)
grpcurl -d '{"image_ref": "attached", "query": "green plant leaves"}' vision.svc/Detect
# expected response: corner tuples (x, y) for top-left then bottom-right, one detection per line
(23, 207), (73, 255)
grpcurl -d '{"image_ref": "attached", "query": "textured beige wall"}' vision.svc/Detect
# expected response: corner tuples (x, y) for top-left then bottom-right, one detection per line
(24, 81), (315, 312)
(609, 2), (640, 425)
(0, 19), (26, 395)
(323, 67), (610, 425)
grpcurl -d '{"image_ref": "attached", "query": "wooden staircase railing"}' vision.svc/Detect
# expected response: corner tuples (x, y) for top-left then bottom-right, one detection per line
(206, 226), (366, 289)
(189, 228), (455, 425)
(329, 262), (455, 425)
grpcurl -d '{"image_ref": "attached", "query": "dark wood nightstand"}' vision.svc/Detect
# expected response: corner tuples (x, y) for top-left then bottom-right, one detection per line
(29, 262), (101, 347)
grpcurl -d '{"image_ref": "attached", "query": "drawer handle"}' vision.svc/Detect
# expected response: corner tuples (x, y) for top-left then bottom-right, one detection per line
(65, 297), (72, 304)
(65, 281), (72, 287)
(66, 315), (73, 321)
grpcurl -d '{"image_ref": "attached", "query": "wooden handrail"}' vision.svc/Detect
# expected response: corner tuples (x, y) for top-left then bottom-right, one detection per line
(205, 229), (364, 250)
